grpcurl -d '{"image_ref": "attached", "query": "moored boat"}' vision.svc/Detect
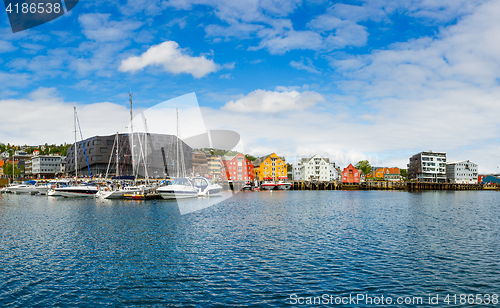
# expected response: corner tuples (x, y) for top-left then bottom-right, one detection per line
(192, 177), (222, 196)
(241, 181), (254, 191)
(157, 177), (198, 199)
(6, 180), (38, 194)
(53, 182), (98, 198)
(275, 177), (292, 190)
(99, 185), (146, 199)
(261, 178), (276, 191)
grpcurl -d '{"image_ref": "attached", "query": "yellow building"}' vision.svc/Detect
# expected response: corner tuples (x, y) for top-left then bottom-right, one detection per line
(253, 153), (287, 181)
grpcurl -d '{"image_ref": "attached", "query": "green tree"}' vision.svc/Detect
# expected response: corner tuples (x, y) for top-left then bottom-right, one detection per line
(400, 169), (408, 178)
(245, 154), (257, 161)
(3, 162), (21, 177)
(355, 160), (372, 175)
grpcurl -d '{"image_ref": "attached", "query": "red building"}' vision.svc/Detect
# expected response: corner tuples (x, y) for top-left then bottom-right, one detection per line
(221, 153), (255, 181)
(342, 163), (361, 183)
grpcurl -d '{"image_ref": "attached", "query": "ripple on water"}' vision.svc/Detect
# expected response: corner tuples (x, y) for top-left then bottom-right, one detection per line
(0, 191), (499, 306)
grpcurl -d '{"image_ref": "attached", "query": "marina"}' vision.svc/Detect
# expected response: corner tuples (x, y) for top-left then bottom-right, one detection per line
(1, 190), (499, 306)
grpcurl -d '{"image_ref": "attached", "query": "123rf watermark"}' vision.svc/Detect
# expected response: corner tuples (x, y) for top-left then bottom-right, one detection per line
(289, 293), (499, 305)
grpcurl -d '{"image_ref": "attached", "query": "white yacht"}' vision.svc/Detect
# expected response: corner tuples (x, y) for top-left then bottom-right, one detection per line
(157, 178), (198, 199)
(6, 180), (38, 194)
(53, 182), (98, 198)
(99, 185), (147, 199)
(192, 177), (222, 197)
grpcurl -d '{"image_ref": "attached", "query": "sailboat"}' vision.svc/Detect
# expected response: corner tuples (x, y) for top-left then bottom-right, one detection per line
(53, 107), (98, 198)
(99, 94), (148, 199)
(157, 108), (198, 200)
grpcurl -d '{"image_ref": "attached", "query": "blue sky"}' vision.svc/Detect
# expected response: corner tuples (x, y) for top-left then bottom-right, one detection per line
(1, 0), (500, 172)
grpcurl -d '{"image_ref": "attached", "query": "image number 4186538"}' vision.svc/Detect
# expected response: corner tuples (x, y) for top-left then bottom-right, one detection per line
(3, 0), (79, 33)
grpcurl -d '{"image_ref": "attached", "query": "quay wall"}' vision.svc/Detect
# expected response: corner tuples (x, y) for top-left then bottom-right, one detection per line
(0, 179), (9, 187)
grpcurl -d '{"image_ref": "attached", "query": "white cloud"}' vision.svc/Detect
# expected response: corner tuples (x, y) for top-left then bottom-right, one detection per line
(0, 72), (31, 88)
(289, 58), (321, 74)
(222, 89), (325, 113)
(118, 41), (221, 78)
(78, 13), (143, 42)
(0, 88), (130, 145)
(0, 40), (16, 53)
(253, 29), (324, 54)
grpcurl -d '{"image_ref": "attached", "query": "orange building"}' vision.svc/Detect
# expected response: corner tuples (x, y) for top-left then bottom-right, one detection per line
(373, 167), (401, 181)
(342, 163), (361, 183)
(253, 153), (287, 181)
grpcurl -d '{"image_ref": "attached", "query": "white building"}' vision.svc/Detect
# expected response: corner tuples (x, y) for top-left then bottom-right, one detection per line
(300, 154), (335, 181)
(329, 163), (340, 181)
(32, 155), (62, 178)
(1, 152), (10, 158)
(292, 161), (302, 181)
(446, 160), (478, 184)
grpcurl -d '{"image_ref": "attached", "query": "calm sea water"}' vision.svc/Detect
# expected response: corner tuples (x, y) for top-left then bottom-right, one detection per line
(0, 191), (499, 307)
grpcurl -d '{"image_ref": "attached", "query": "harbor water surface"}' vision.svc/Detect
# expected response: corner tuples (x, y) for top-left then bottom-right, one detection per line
(1, 191), (499, 307)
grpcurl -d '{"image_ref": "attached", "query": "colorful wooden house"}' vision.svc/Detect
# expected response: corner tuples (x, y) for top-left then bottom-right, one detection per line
(220, 153), (254, 181)
(373, 167), (401, 181)
(342, 163), (361, 183)
(253, 153), (287, 181)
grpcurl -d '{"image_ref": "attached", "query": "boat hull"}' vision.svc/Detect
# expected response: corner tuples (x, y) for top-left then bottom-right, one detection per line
(36, 186), (50, 195)
(198, 187), (222, 197)
(54, 187), (98, 198)
(159, 190), (199, 199)
(275, 183), (291, 190)
(261, 184), (276, 191)
(100, 188), (142, 199)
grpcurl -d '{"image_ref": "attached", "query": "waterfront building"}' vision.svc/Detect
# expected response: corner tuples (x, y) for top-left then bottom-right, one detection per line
(300, 154), (332, 181)
(342, 164), (361, 184)
(446, 160), (478, 184)
(60, 156), (66, 175)
(65, 133), (193, 178)
(253, 153), (287, 181)
(220, 153), (254, 181)
(330, 163), (340, 181)
(292, 161), (302, 181)
(192, 152), (209, 177)
(373, 167), (401, 181)
(0, 160), (4, 176)
(31, 155), (62, 178)
(1, 152), (10, 158)
(207, 155), (222, 179)
(25, 158), (32, 176)
(407, 151), (447, 183)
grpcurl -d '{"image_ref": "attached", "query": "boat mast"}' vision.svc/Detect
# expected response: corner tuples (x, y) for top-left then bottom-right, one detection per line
(143, 117), (149, 183)
(176, 108), (179, 178)
(116, 132), (119, 177)
(129, 92), (135, 179)
(74, 106), (78, 180)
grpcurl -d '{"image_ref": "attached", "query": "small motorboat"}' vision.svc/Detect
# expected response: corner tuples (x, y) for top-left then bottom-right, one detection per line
(192, 177), (222, 196)
(275, 177), (292, 190)
(53, 182), (98, 198)
(241, 181), (254, 191)
(6, 180), (38, 194)
(260, 178), (276, 191)
(157, 177), (198, 199)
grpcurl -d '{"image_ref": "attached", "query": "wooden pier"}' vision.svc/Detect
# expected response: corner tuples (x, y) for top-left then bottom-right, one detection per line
(286, 181), (488, 191)
(216, 180), (494, 191)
